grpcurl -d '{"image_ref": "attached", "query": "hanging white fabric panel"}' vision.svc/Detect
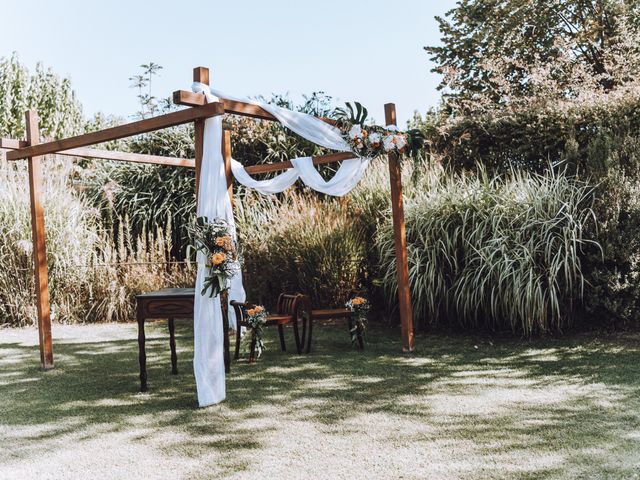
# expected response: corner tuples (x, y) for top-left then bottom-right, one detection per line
(192, 90), (246, 408)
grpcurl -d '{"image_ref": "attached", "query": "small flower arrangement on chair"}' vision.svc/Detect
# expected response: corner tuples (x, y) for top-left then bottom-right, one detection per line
(346, 296), (369, 349)
(244, 305), (267, 362)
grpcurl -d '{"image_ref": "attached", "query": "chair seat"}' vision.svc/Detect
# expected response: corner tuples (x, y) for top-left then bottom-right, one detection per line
(265, 314), (293, 325)
(311, 308), (352, 319)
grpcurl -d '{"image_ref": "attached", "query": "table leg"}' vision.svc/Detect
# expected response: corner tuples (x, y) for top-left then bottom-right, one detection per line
(137, 304), (147, 392)
(168, 317), (178, 374)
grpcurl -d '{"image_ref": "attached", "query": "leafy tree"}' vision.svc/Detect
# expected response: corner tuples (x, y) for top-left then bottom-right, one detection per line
(0, 52), (84, 139)
(425, 0), (640, 111)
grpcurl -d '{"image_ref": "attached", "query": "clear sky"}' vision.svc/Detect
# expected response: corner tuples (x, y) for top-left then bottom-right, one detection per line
(2, 0), (454, 126)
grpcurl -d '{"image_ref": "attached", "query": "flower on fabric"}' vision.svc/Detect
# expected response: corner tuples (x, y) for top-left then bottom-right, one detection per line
(348, 124), (363, 142)
(383, 134), (408, 153)
(210, 252), (226, 265)
(367, 132), (382, 148)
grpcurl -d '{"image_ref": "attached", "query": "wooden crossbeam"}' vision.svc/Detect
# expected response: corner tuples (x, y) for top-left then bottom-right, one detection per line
(2, 138), (194, 168)
(60, 147), (195, 167)
(7, 101), (225, 161)
(243, 151), (354, 175)
(173, 90), (338, 126)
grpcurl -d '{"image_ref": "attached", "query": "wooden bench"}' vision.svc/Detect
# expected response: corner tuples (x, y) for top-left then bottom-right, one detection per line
(231, 293), (312, 359)
(310, 307), (364, 349)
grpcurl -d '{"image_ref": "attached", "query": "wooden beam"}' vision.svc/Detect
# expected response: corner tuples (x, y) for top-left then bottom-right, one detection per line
(0, 137), (27, 149)
(243, 151), (354, 175)
(2, 137), (194, 168)
(7, 101), (224, 161)
(173, 90), (338, 125)
(58, 147), (195, 168)
(385, 103), (414, 353)
(25, 111), (54, 369)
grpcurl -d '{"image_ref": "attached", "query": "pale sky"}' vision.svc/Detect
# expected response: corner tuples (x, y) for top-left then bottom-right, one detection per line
(1, 0), (455, 126)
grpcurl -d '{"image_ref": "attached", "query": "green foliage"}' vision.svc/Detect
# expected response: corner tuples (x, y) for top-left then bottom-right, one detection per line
(0, 53), (84, 139)
(377, 163), (597, 335)
(235, 191), (366, 309)
(426, 0), (640, 110)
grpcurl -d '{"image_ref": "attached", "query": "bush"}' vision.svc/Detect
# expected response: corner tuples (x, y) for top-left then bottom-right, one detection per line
(377, 163), (597, 335)
(235, 190), (366, 309)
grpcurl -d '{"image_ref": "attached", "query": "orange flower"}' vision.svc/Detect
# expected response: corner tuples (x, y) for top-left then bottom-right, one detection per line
(215, 236), (234, 251)
(210, 252), (226, 265)
(351, 296), (366, 306)
(255, 305), (265, 313)
(247, 308), (256, 316)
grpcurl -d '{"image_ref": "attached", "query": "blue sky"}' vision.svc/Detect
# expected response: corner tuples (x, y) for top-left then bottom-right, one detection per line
(2, 0), (454, 126)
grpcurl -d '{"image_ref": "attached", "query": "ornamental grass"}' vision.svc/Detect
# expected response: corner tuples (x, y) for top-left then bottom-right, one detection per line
(377, 163), (598, 335)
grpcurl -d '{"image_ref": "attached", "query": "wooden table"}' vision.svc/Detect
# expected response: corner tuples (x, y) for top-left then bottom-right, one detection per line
(136, 288), (196, 392)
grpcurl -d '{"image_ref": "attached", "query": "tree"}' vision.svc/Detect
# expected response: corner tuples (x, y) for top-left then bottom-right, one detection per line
(0, 53), (84, 139)
(425, 0), (640, 111)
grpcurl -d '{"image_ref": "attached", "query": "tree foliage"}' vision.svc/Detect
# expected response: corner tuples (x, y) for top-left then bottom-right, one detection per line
(426, 0), (640, 111)
(0, 53), (84, 139)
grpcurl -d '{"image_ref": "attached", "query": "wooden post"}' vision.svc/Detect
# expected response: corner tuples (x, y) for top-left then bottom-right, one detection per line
(222, 129), (233, 205)
(385, 103), (415, 353)
(25, 110), (54, 369)
(193, 66), (209, 203)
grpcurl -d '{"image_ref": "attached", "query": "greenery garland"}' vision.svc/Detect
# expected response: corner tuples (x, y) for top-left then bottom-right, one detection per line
(334, 102), (424, 160)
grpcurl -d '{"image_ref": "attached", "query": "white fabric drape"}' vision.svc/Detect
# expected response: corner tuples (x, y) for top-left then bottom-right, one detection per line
(193, 83), (371, 196)
(193, 90), (246, 407)
(192, 83), (370, 407)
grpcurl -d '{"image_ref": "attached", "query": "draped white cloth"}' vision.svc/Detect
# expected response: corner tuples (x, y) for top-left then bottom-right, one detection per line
(193, 83), (372, 196)
(192, 83), (370, 407)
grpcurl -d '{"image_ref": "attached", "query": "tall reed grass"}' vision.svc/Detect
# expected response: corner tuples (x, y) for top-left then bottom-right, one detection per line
(0, 158), (194, 326)
(377, 164), (597, 334)
(235, 190), (365, 308)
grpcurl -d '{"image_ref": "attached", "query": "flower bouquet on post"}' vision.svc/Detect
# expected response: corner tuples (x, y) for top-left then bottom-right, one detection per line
(190, 216), (240, 298)
(346, 296), (369, 350)
(243, 305), (267, 363)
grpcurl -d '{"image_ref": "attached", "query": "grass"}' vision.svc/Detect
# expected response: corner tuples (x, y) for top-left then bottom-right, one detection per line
(1, 322), (640, 479)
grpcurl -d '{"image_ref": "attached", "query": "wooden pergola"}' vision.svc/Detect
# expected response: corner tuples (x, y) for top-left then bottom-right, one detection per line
(1, 66), (415, 370)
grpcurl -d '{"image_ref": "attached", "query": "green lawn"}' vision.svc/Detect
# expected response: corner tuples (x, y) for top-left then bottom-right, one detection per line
(1, 321), (640, 479)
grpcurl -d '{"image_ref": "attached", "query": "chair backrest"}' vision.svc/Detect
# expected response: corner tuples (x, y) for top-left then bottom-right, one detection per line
(230, 300), (256, 326)
(277, 293), (300, 316)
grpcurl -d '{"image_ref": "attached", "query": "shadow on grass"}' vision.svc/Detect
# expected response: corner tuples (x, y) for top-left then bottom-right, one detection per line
(1, 321), (640, 478)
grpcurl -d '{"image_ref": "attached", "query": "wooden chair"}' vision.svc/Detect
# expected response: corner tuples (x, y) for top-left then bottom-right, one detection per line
(230, 293), (312, 360)
(286, 290), (365, 350)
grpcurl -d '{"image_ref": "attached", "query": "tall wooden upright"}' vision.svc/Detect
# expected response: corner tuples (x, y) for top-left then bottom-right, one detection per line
(26, 110), (54, 368)
(385, 103), (415, 352)
(222, 130), (233, 205)
(193, 66), (209, 203)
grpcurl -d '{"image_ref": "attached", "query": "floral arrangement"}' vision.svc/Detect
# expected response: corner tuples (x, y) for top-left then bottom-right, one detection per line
(189, 216), (240, 297)
(345, 296), (370, 348)
(334, 102), (424, 160)
(244, 305), (267, 361)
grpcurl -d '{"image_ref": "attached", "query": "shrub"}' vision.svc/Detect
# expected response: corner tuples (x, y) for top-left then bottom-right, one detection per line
(377, 163), (597, 335)
(235, 190), (366, 308)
